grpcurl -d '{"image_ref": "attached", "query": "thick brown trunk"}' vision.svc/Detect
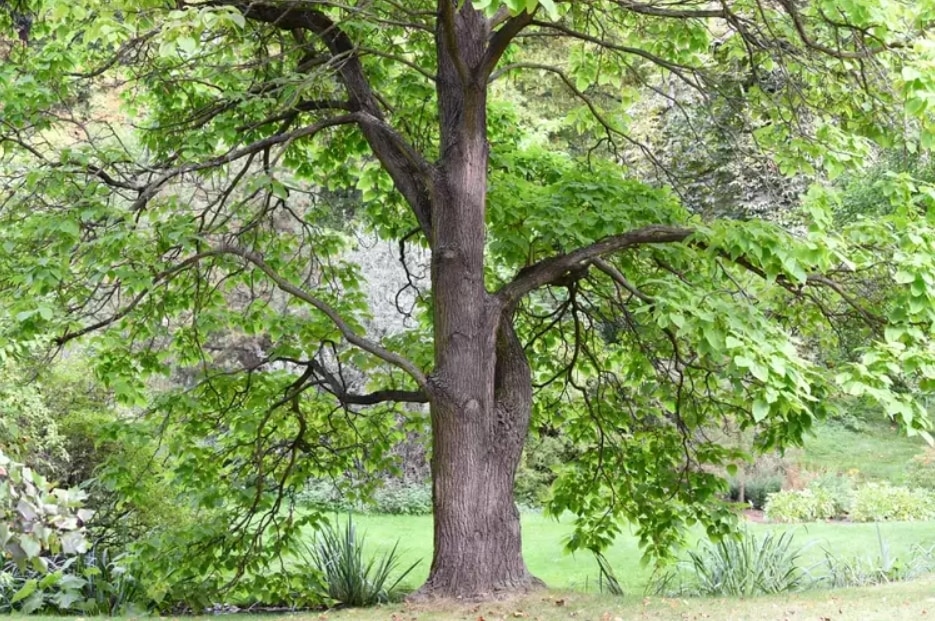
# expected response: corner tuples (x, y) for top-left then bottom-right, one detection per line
(421, 317), (542, 597)
(415, 2), (541, 598)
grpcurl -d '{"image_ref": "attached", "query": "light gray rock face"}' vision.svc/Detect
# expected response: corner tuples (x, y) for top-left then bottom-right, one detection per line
(346, 232), (430, 338)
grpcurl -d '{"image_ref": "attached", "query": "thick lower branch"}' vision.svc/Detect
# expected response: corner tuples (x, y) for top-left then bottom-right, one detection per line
(497, 225), (693, 306)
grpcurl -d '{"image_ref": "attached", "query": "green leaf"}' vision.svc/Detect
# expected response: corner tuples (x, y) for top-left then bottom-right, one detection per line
(752, 399), (770, 423)
(11, 579), (38, 604)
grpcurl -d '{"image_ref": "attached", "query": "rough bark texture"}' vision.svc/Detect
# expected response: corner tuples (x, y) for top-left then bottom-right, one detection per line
(416, 1), (542, 598)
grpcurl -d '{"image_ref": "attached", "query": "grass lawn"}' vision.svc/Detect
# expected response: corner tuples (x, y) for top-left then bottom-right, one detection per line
(795, 417), (928, 482)
(310, 577), (935, 621)
(343, 513), (935, 594)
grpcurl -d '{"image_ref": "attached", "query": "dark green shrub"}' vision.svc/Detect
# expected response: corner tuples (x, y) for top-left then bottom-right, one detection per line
(727, 475), (783, 510)
(59, 414), (188, 548)
(515, 434), (578, 506)
(305, 517), (420, 607)
(0, 364), (68, 477)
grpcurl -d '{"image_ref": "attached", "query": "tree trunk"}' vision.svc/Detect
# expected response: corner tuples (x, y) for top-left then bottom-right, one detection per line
(415, 2), (542, 598)
(421, 314), (542, 597)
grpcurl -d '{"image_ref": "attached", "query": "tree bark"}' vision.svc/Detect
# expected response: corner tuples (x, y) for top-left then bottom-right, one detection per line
(416, 1), (542, 598)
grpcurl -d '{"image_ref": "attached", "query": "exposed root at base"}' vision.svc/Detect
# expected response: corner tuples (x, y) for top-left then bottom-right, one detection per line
(407, 575), (547, 603)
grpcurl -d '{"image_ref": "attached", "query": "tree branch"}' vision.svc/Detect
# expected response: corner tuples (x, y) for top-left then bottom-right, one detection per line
(480, 10), (534, 79)
(208, 0), (435, 239)
(131, 114), (360, 212)
(283, 357), (429, 405)
(496, 225), (693, 306)
(214, 243), (432, 394)
(775, 0), (910, 59)
(610, 0), (726, 19)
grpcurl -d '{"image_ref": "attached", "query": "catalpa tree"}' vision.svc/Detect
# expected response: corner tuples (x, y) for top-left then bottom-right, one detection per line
(1, 0), (934, 599)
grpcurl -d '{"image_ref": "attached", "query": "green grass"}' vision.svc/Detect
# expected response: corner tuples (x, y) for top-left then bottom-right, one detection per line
(314, 577), (935, 621)
(795, 417), (927, 482)
(115, 577), (931, 621)
(334, 513), (935, 594)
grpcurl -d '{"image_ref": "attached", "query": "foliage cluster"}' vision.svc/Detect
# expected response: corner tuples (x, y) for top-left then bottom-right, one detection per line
(303, 481), (432, 515)
(764, 488), (838, 523)
(0, 548), (142, 615)
(0, 365), (67, 476)
(0, 451), (90, 568)
(515, 434), (580, 507)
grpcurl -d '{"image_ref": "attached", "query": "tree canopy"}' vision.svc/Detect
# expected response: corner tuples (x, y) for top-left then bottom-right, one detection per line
(1, 0), (934, 599)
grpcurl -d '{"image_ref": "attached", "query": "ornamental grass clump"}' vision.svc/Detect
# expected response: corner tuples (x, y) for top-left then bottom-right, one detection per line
(306, 517), (419, 607)
(652, 530), (806, 597)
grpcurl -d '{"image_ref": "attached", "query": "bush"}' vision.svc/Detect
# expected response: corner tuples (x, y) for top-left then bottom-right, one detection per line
(764, 488), (837, 523)
(61, 414), (190, 549)
(0, 548), (142, 614)
(850, 483), (935, 522)
(305, 517), (420, 606)
(807, 472), (855, 517)
(372, 484), (431, 515)
(652, 530), (806, 597)
(906, 448), (935, 490)
(0, 364), (69, 477)
(302, 480), (358, 513)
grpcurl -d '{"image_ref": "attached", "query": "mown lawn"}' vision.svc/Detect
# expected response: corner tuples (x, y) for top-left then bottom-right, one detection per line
(340, 513), (935, 594)
(312, 577), (935, 621)
(795, 417), (928, 482)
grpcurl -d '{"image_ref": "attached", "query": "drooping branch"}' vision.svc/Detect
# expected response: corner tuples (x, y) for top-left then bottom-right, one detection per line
(527, 19), (705, 90)
(496, 225), (694, 306)
(214, 243), (432, 394)
(52, 249), (226, 346)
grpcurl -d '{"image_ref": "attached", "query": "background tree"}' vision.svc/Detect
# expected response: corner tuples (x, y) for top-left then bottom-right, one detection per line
(0, 0), (934, 600)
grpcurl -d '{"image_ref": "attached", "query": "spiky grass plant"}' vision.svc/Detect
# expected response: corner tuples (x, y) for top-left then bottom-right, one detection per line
(306, 516), (419, 607)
